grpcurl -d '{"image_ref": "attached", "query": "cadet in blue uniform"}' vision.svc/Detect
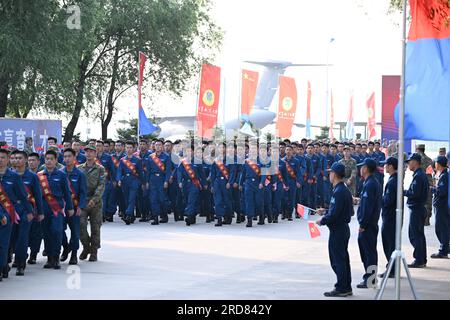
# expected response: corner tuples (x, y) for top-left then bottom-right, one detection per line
(234, 144), (246, 223)
(300, 144), (313, 207)
(258, 144), (274, 225)
(430, 156), (449, 258)
(96, 140), (116, 222)
(317, 163), (353, 297)
(379, 157), (398, 279)
(283, 145), (301, 221)
(167, 141), (183, 222)
(61, 148), (87, 265)
(38, 150), (74, 270)
(200, 144), (214, 223)
(306, 144), (320, 209)
(293, 143), (306, 215)
(137, 139), (152, 222)
(112, 140), (126, 218)
(116, 141), (144, 225)
(239, 143), (266, 228)
(146, 140), (172, 225)
(210, 143), (235, 227)
(72, 140), (87, 165)
(314, 143), (325, 208)
(404, 153), (429, 268)
(8, 150), (41, 276)
(271, 145), (286, 223)
(355, 158), (382, 288)
(374, 142), (386, 187)
(322, 144), (335, 208)
(177, 145), (206, 226)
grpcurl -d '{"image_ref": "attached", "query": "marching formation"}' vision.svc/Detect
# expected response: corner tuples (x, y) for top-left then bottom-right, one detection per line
(0, 135), (448, 294)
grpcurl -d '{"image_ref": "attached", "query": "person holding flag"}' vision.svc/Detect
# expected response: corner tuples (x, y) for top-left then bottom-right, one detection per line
(316, 163), (354, 297)
(61, 148), (87, 265)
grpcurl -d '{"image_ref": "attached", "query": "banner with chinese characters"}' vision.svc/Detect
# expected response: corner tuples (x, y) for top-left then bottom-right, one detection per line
(0, 119), (62, 151)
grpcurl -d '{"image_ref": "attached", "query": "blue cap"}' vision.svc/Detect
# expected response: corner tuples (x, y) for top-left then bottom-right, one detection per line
(357, 158), (377, 171)
(380, 156), (398, 169)
(435, 156), (448, 167)
(406, 153), (422, 163)
(330, 163), (345, 177)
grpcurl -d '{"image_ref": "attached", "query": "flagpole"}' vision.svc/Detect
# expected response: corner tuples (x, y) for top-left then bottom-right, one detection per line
(137, 52), (141, 145)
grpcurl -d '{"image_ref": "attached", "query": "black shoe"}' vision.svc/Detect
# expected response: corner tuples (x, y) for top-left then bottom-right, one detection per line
(268, 215), (273, 223)
(159, 216), (169, 223)
(53, 256), (61, 270)
(185, 217), (191, 226)
(79, 247), (90, 260)
(431, 253), (448, 259)
(69, 251), (78, 265)
(206, 217), (212, 223)
(102, 216), (106, 223)
(139, 217), (148, 222)
(408, 262), (427, 268)
(356, 281), (368, 289)
(106, 216), (114, 222)
(12, 259), (17, 268)
(253, 216), (257, 221)
(60, 247), (70, 262)
(273, 218), (278, 223)
(151, 220), (159, 225)
(257, 215), (265, 225)
(16, 263), (25, 276)
(124, 216), (131, 225)
(236, 216), (242, 224)
(27, 254), (37, 265)
(43, 257), (54, 269)
(215, 217), (223, 227)
(379, 272), (395, 279)
(324, 289), (353, 297)
(2, 265), (10, 278)
(246, 219), (253, 228)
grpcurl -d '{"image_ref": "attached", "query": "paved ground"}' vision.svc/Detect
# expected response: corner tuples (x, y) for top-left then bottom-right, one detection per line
(1, 208), (449, 300)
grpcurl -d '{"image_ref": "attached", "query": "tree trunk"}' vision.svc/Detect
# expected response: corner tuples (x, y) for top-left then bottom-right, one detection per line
(102, 37), (122, 140)
(0, 75), (9, 117)
(64, 58), (89, 142)
(22, 69), (38, 118)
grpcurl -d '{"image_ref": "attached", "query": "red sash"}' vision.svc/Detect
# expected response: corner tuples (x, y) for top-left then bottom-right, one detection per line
(246, 159), (261, 176)
(277, 170), (284, 184)
(150, 154), (166, 173)
(181, 159), (201, 189)
(215, 160), (229, 180)
(111, 156), (120, 169)
(37, 172), (64, 217)
(23, 184), (37, 208)
(122, 158), (138, 177)
(285, 161), (297, 180)
(0, 183), (20, 224)
(67, 179), (79, 210)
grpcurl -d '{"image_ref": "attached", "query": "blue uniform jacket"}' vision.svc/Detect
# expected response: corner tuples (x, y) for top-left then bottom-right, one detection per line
(404, 168), (429, 208)
(382, 173), (398, 218)
(97, 152), (116, 182)
(62, 167), (87, 210)
(0, 168), (34, 219)
(20, 169), (44, 215)
(357, 175), (382, 229)
(116, 155), (144, 184)
(238, 158), (267, 189)
(283, 156), (302, 184)
(320, 182), (353, 228)
(39, 168), (74, 212)
(432, 169), (448, 208)
(210, 158), (237, 185)
(146, 152), (172, 183)
(177, 157), (206, 188)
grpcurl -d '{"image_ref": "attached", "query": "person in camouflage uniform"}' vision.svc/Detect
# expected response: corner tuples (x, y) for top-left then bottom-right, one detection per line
(416, 144), (433, 226)
(338, 146), (358, 196)
(77, 146), (106, 262)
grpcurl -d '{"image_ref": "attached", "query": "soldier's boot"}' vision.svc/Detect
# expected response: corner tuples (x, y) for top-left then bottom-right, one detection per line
(273, 214), (279, 223)
(151, 217), (159, 225)
(223, 215), (232, 225)
(215, 217), (223, 227)
(53, 256), (61, 270)
(425, 216), (431, 226)
(191, 216), (197, 225)
(42, 250), (47, 257)
(159, 215), (169, 224)
(268, 215), (273, 223)
(16, 261), (25, 276)
(185, 216), (192, 226)
(205, 214), (212, 223)
(2, 264), (11, 278)
(60, 245), (71, 262)
(124, 215), (131, 225)
(89, 248), (98, 262)
(139, 215), (148, 222)
(79, 246), (90, 260)
(236, 214), (242, 224)
(106, 214), (114, 222)
(288, 210), (293, 221)
(27, 253), (37, 265)
(43, 256), (54, 269)
(69, 251), (78, 265)
(253, 216), (258, 221)
(246, 217), (253, 228)
(257, 214), (265, 225)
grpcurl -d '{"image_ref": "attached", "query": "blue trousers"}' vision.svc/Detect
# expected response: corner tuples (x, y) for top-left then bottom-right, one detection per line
(272, 183), (284, 216)
(114, 184), (126, 215)
(13, 215), (32, 262)
(232, 187), (241, 215)
(309, 182), (317, 209)
(122, 176), (139, 217)
(408, 206), (427, 264)
(0, 214), (12, 268)
(262, 185), (272, 216)
(240, 187), (246, 215)
(322, 179), (332, 207)
(212, 179), (232, 217)
(29, 219), (43, 255)
(102, 180), (116, 215)
(316, 176), (324, 207)
(328, 225), (352, 292)
(381, 214), (396, 272)
(199, 188), (213, 217)
(62, 215), (80, 252)
(435, 205), (449, 255)
(43, 211), (64, 257)
(285, 181), (297, 213)
(149, 176), (166, 217)
(301, 181), (311, 207)
(244, 183), (262, 218)
(182, 183), (200, 217)
(358, 225), (379, 282)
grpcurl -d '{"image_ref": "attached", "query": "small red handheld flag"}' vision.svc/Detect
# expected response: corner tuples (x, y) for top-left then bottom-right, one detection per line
(308, 221), (321, 239)
(297, 204), (304, 217)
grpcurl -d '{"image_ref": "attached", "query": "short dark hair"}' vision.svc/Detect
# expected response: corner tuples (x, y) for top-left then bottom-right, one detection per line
(140, 139), (149, 144)
(125, 140), (135, 147)
(0, 149), (9, 156)
(48, 137), (57, 143)
(28, 152), (40, 160)
(63, 148), (76, 156)
(11, 150), (28, 159)
(301, 138), (307, 143)
(96, 140), (104, 145)
(116, 140), (124, 146)
(154, 139), (164, 145)
(368, 141), (375, 146)
(164, 140), (173, 145)
(25, 137), (33, 143)
(45, 150), (58, 159)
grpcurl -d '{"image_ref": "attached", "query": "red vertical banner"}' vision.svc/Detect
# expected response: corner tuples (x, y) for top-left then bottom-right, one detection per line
(367, 92), (376, 140)
(329, 89), (335, 139)
(196, 64), (221, 139)
(305, 81), (312, 138)
(240, 70), (259, 117)
(138, 52), (147, 110)
(382, 75), (400, 141)
(276, 76), (297, 139)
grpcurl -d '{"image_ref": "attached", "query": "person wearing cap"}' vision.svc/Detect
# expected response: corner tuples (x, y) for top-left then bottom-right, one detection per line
(430, 156), (449, 258)
(438, 148), (447, 157)
(316, 163), (354, 297)
(78, 145), (106, 262)
(60, 148), (87, 265)
(338, 146), (357, 196)
(416, 144), (433, 226)
(354, 158), (382, 288)
(404, 153), (429, 268)
(379, 157), (398, 278)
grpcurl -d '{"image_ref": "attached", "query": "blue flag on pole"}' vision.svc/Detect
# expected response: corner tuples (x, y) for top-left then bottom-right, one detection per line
(394, 0), (450, 141)
(138, 52), (158, 136)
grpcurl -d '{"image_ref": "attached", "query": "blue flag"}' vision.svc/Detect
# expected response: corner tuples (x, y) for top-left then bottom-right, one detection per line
(139, 108), (158, 136)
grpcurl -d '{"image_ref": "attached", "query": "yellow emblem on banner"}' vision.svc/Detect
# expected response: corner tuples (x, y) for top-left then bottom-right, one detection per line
(202, 89), (215, 107)
(282, 97), (293, 112)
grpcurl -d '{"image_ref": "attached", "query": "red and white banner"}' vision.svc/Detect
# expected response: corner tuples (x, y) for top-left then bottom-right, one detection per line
(240, 69), (259, 116)
(276, 76), (298, 139)
(367, 92), (376, 140)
